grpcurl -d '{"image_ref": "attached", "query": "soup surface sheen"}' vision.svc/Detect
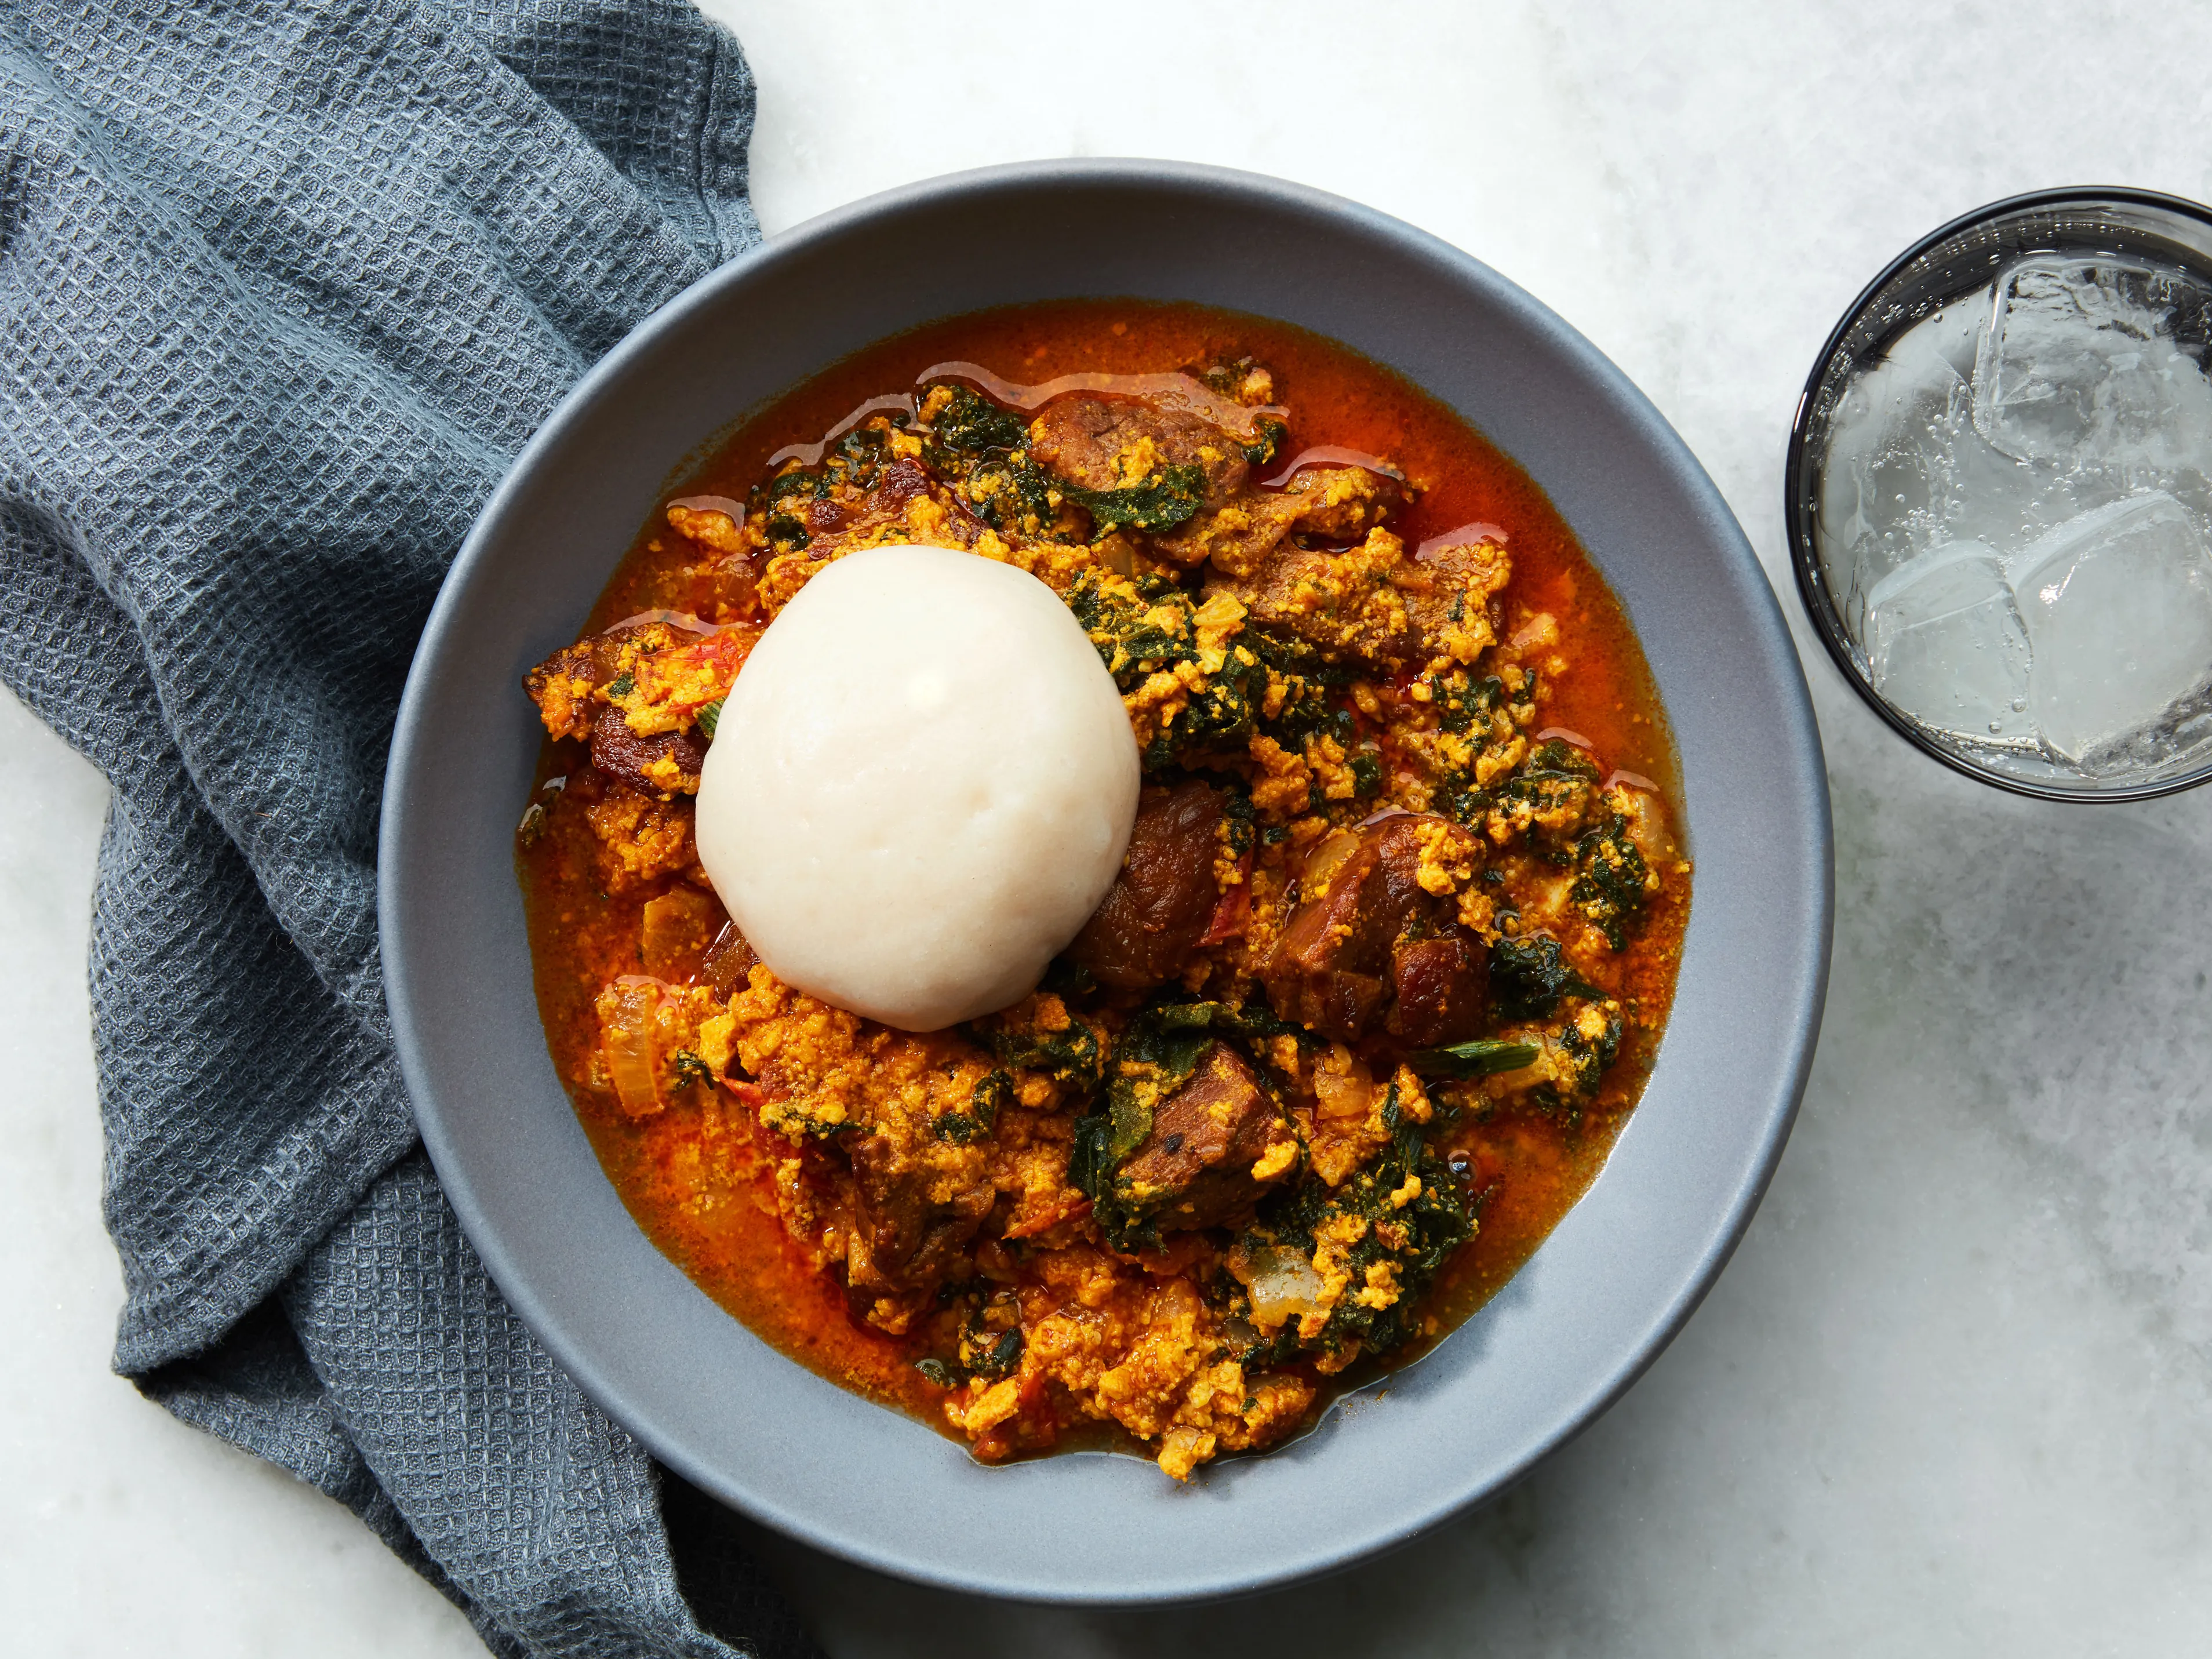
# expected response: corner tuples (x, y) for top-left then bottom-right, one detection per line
(518, 301), (1689, 1480)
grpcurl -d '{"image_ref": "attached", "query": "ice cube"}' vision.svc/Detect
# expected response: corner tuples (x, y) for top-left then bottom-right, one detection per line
(1820, 289), (2109, 649)
(1971, 256), (2212, 471)
(2007, 492), (2212, 763)
(1901, 289), (1992, 383)
(1817, 321), (1976, 636)
(1932, 395), (2105, 556)
(1864, 541), (2036, 748)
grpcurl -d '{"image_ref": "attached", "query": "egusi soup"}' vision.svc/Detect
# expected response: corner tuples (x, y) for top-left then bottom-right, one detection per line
(516, 301), (1689, 1480)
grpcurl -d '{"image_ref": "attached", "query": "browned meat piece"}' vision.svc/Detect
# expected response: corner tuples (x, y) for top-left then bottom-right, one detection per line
(772, 457), (943, 550)
(1065, 778), (1224, 989)
(699, 919), (760, 996)
(1260, 837), (1398, 1039)
(804, 456), (935, 546)
(761, 459), (989, 607)
(1259, 814), (1488, 1044)
(1205, 526), (1511, 669)
(1115, 1042), (1298, 1231)
(525, 619), (684, 741)
(845, 1129), (996, 1311)
(590, 702), (705, 794)
(570, 771), (699, 894)
(1158, 465), (1401, 575)
(1029, 396), (1247, 504)
(1387, 932), (1487, 1047)
(525, 617), (747, 744)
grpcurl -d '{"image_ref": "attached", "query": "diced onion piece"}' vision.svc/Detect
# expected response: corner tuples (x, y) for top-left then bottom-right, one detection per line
(596, 977), (666, 1118)
(1242, 1245), (1327, 1330)
(640, 889), (721, 980)
(1299, 829), (1363, 897)
(1312, 1044), (1376, 1121)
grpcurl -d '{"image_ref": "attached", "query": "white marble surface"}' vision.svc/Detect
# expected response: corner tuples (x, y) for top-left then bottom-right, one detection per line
(8, 2), (2212, 1653)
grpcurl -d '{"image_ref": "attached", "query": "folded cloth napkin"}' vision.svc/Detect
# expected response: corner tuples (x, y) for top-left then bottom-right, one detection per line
(0, 3), (817, 1653)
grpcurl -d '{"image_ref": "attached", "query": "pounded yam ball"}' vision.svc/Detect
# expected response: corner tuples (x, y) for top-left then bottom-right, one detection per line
(694, 545), (1141, 1031)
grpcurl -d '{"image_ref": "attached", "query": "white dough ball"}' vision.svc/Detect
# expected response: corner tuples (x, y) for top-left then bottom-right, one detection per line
(694, 544), (1140, 1031)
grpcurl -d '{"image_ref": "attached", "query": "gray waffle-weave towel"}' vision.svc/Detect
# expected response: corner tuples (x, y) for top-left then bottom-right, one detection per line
(0, 3), (819, 1653)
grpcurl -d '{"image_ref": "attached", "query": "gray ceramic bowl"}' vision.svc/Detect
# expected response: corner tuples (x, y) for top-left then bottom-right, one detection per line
(381, 159), (1832, 1603)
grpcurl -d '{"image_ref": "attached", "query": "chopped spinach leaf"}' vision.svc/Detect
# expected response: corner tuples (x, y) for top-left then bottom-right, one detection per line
(1406, 1038), (1542, 1080)
(936, 1069), (1014, 1144)
(1570, 815), (1652, 949)
(1489, 933), (1598, 1022)
(976, 1012), (1105, 1094)
(925, 383), (1028, 455)
(1063, 462), (1207, 536)
(1238, 1086), (1471, 1363)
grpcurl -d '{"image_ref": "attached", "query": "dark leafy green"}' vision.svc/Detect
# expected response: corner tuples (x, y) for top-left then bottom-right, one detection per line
(1063, 462), (1208, 536)
(1526, 1003), (1626, 1122)
(958, 1318), (1024, 1381)
(1238, 1082), (1471, 1363)
(1489, 933), (1598, 1021)
(1501, 737), (1603, 860)
(935, 1069), (1014, 1144)
(1570, 815), (1653, 949)
(1068, 572), (1270, 770)
(1069, 997), (1293, 1249)
(1406, 1038), (1542, 1080)
(924, 383), (1027, 456)
(975, 1010), (1105, 1094)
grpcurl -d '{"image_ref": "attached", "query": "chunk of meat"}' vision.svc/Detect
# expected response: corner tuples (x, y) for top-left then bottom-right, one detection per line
(1066, 778), (1225, 989)
(710, 970), (1007, 1327)
(590, 703), (705, 795)
(1205, 526), (1511, 668)
(1260, 841), (1396, 1038)
(574, 773), (700, 893)
(1029, 396), (1247, 505)
(698, 919), (760, 997)
(525, 620), (680, 741)
(758, 457), (991, 610)
(524, 619), (752, 744)
(844, 1125), (996, 1319)
(1115, 1042), (1299, 1232)
(1258, 814), (1489, 1044)
(818, 454), (935, 532)
(1159, 465), (1401, 575)
(1387, 931), (1487, 1047)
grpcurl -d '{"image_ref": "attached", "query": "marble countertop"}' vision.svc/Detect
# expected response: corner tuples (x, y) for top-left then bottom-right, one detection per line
(8, 3), (2212, 1652)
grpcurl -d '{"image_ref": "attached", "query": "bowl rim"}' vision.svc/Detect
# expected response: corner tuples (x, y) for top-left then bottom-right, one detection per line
(1782, 183), (2212, 804)
(383, 155), (1833, 1603)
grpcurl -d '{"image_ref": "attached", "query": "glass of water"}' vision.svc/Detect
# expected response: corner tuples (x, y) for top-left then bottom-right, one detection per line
(1787, 188), (2212, 801)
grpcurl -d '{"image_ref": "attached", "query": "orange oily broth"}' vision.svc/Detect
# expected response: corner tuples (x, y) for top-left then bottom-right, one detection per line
(521, 299), (1687, 1443)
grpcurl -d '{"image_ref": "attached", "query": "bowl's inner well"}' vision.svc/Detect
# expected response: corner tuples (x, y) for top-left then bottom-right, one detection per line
(513, 296), (1696, 1482)
(383, 162), (1830, 1602)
